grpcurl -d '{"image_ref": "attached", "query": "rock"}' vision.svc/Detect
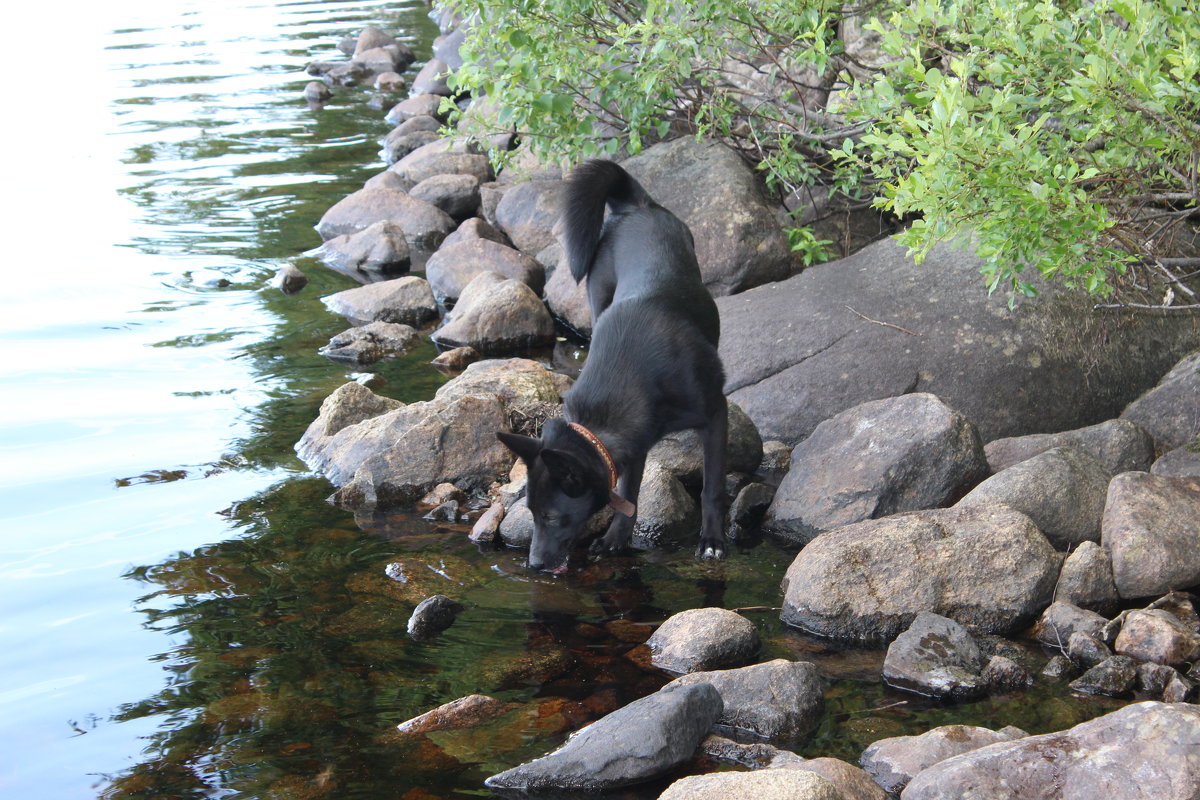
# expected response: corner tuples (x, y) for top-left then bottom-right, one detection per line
(955, 446), (1110, 549)
(469, 501), (504, 544)
(1137, 661), (1179, 696)
(381, 130), (440, 164)
(433, 27), (467, 70)
(1102, 472), (1200, 599)
(314, 187), (455, 250)
(384, 94), (448, 125)
(1066, 632), (1113, 668)
(859, 724), (1026, 796)
(1114, 609), (1200, 666)
(273, 264), (308, 295)
(658, 770), (844, 800)
(424, 237), (544, 301)
(543, 249), (592, 336)
(776, 757), (889, 800)
(395, 693), (509, 734)
(718, 236), (1200, 445)
(1068, 655), (1137, 696)
(318, 320), (419, 366)
(901, 701), (1200, 800)
(412, 57), (453, 96)
(443, 216), (511, 249)
(631, 461), (699, 548)
(431, 271), (556, 355)
(492, 179), (566, 255)
(981, 654), (1031, 691)
(730, 482), (776, 529)
(1153, 446), (1200, 477)
(309, 220), (412, 281)
(1033, 602), (1108, 650)
(666, 659), (824, 742)
(646, 607), (761, 674)
(296, 389), (513, 508)
(1121, 350), (1200, 452)
(303, 80), (331, 105)
(320, 61), (367, 86)
(648, 401), (764, 490)
(984, 418), (1156, 474)
(296, 382), (403, 453)
(497, 496), (534, 547)
(1054, 541), (1120, 615)
(389, 139), (492, 185)
(1163, 673), (1197, 702)
(623, 138), (792, 295)
(424, 500), (459, 522)
(419, 482), (466, 509)
(780, 504), (1061, 642)
(321, 275), (438, 327)
(484, 682), (723, 792)
(373, 71), (405, 92)
(407, 594), (464, 639)
(765, 393), (987, 542)
(354, 26), (398, 58)
(362, 170), (412, 193)
(759, 440), (792, 473)
(433, 357), (569, 407)
(882, 612), (987, 700)
(431, 346), (481, 371)
(410, 173), (480, 221)
(1041, 654), (1076, 681)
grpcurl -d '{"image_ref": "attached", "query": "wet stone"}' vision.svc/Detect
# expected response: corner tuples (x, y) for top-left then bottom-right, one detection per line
(646, 607), (761, 674)
(318, 320), (419, 366)
(1041, 654), (1076, 681)
(1137, 662), (1179, 697)
(407, 594), (464, 640)
(859, 724), (1027, 796)
(1068, 655), (1138, 697)
(1034, 601), (1108, 650)
(982, 654), (1032, 691)
(1163, 672), (1197, 702)
(396, 694), (508, 734)
(1066, 631), (1112, 668)
(273, 264), (308, 295)
(882, 612), (987, 700)
(1113, 608), (1200, 667)
(431, 346), (481, 371)
(1054, 541), (1119, 615)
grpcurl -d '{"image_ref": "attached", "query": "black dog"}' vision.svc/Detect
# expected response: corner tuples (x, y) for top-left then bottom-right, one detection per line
(497, 160), (728, 573)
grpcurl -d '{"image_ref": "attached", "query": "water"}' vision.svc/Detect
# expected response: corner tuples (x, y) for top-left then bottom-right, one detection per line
(0, 3), (1119, 798)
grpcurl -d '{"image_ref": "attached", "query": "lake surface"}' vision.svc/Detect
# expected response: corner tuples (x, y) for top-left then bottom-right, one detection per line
(0, 2), (1117, 798)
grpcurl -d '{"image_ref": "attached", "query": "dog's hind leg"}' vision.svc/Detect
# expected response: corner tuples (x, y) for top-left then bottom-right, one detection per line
(696, 399), (729, 560)
(589, 454), (645, 556)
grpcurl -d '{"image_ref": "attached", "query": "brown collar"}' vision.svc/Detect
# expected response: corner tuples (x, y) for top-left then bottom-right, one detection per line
(568, 422), (635, 517)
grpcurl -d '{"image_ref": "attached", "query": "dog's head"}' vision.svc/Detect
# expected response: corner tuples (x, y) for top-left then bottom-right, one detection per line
(497, 419), (610, 574)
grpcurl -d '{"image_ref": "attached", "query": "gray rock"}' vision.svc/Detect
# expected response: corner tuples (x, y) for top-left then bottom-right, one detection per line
(981, 654), (1032, 691)
(1041, 654), (1076, 681)
(647, 607), (761, 674)
(730, 482), (776, 529)
(1068, 655), (1138, 696)
(667, 659), (824, 742)
(353, 26), (399, 59)
(432, 271), (556, 355)
(759, 440), (792, 473)
(410, 173), (481, 220)
(1066, 631), (1113, 668)
(381, 129), (440, 164)
(303, 80), (331, 105)
(1163, 672), (1197, 702)
(492, 179), (566, 256)
(498, 497), (533, 548)
(631, 461), (699, 548)
(882, 612), (987, 700)
(780, 503), (1061, 642)
(1102, 472), (1200, 599)
(765, 393), (987, 542)
(433, 357), (570, 407)
(433, 27), (466, 71)
(902, 701), (1200, 800)
(407, 594), (464, 639)
(321, 275), (437, 327)
(296, 382), (403, 452)
(1153, 445), (1200, 477)
(273, 264), (308, 295)
(389, 139), (492, 185)
(443, 216), (511, 249)
(362, 170), (413, 193)
(484, 682), (723, 792)
(956, 446), (1110, 549)
(425, 237), (543, 301)
(315, 187), (455, 250)
(542, 248), (592, 336)
(384, 94), (448, 125)
(985, 418), (1156, 474)
(774, 757), (889, 800)
(309, 220), (412, 282)
(718, 237), (1200, 446)
(318, 320), (419, 366)
(1114, 608), (1200, 666)
(1122, 350), (1200, 452)
(648, 401), (764, 490)
(470, 501), (504, 544)
(373, 71), (405, 92)
(1137, 661), (1179, 696)
(623, 138), (792, 295)
(659, 770), (844, 800)
(1054, 541), (1119, 614)
(1033, 601), (1108, 650)
(411, 57), (453, 96)
(859, 724), (1026, 796)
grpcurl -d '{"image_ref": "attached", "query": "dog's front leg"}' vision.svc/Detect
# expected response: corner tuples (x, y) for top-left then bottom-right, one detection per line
(589, 455), (645, 556)
(697, 400), (729, 560)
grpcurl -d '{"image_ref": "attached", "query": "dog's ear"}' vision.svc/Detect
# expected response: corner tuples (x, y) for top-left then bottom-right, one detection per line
(497, 431), (542, 465)
(539, 449), (592, 498)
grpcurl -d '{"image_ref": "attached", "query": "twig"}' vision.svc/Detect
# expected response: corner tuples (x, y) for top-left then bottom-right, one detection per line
(844, 305), (923, 336)
(842, 700), (909, 716)
(1093, 302), (1200, 312)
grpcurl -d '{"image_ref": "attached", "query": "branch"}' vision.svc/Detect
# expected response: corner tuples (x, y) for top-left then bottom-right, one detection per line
(1093, 302), (1200, 312)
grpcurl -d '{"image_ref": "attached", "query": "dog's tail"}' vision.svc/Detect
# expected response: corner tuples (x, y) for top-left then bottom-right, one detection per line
(560, 159), (653, 282)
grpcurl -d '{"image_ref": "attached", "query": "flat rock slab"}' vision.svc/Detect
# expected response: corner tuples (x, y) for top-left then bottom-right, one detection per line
(765, 393), (987, 542)
(1102, 472), (1200, 599)
(780, 503), (1061, 642)
(860, 724), (1026, 796)
(318, 320), (419, 366)
(718, 238), (1200, 445)
(484, 682), (723, 792)
(882, 612), (987, 700)
(647, 607), (761, 673)
(903, 702), (1200, 800)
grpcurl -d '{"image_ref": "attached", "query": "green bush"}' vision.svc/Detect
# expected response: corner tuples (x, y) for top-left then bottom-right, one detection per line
(445, 0), (1200, 303)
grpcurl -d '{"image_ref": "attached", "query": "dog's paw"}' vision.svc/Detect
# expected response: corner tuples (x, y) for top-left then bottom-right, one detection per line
(695, 540), (727, 561)
(589, 536), (630, 557)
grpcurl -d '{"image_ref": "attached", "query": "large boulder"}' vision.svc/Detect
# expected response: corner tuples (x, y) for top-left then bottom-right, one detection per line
(984, 418), (1156, 474)
(780, 504), (1061, 642)
(622, 138), (792, 295)
(1102, 472), (1200, 599)
(765, 393), (987, 542)
(492, 179), (566, 256)
(955, 446), (1110, 549)
(666, 659), (824, 742)
(431, 271), (556, 355)
(1053, 541), (1119, 614)
(718, 238), (1200, 445)
(859, 724), (1027, 796)
(314, 187), (455, 249)
(484, 682), (723, 792)
(1121, 350), (1199, 453)
(902, 702), (1200, 800)
(424, 237), (544, 301)
(410, 172), (481, 220)
(389, 139), (493, 185)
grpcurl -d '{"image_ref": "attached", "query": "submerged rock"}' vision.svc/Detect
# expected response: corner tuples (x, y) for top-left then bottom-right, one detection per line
(318, 320), (419, 366)
(407, 594), (464, 640)
(396, 694), (508, 734)
(882, 612), (988, 700)
(321, 275), (438, 327)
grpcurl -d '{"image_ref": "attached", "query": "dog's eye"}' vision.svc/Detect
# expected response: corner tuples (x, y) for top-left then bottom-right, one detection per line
(542, 514), (564, 527)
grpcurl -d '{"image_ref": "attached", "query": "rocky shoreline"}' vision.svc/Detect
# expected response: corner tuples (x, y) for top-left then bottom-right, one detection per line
(288, 18), (1200, 800)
